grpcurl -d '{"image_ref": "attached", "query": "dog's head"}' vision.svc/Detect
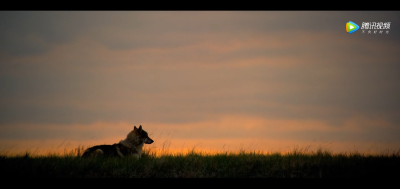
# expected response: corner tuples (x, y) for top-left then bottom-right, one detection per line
(133, 125), (154, 144)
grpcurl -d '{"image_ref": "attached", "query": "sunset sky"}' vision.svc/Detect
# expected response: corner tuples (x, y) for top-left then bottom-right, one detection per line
(1, 11), (399, 155)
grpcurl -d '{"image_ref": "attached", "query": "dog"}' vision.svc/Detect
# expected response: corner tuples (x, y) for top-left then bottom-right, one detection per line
(81, 125), (154, 159)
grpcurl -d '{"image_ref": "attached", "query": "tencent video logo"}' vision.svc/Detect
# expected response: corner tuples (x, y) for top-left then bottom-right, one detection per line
(346, 21), (359, 33)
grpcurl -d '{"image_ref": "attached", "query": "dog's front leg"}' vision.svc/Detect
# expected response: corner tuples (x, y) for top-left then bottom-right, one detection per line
(116, 147), (125, 157)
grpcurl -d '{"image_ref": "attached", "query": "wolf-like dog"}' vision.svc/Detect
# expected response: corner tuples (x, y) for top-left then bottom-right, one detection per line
(81, 125), (154, 159)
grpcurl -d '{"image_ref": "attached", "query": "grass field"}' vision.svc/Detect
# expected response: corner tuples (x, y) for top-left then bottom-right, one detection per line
(1, 145), (399, 178)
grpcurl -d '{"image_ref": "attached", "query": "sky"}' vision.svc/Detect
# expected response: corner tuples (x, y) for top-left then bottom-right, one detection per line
(0, 11), (399, 155)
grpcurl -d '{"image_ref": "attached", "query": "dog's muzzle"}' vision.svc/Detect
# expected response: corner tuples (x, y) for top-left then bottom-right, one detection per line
(145, 138), (154, 144)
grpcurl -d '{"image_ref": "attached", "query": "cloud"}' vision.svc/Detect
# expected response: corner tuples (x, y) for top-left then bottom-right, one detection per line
(1, 28), (400, 126)
(2, 11), (398, 56)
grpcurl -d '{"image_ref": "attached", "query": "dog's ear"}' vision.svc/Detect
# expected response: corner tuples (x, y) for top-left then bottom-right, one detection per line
(139, 125), (142, 130)
(134, 126), (137, 130)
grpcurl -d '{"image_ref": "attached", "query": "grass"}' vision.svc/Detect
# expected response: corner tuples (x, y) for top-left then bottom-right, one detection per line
(1, 145), (399, 178)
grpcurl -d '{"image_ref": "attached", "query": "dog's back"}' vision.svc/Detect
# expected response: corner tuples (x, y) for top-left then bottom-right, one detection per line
(81, 144), (120, 158)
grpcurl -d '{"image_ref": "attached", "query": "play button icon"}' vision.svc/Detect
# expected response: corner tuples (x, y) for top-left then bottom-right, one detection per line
(346, 21), (359, 33)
